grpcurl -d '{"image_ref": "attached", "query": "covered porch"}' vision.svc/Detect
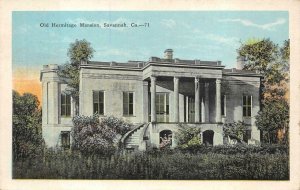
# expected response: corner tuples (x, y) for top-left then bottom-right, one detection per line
(144, 75), (223, 124)
(142, 61), (224, 124)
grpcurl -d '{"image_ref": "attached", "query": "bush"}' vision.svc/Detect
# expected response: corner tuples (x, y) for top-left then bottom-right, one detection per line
(175, 125), (201, 149)
(13, 149), (289, 180)
(176, 143), (289, 155)
(71, 114), (131, 155)
(101, 116), (133, 135)
(223, 121), (248, 142)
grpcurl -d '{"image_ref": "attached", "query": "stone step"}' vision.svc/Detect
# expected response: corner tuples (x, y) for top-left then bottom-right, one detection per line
(129, 136), (140, 139)
(126, 141), (139, 144)
(126, 138), (140, 142)
(126, 143), (139, 146)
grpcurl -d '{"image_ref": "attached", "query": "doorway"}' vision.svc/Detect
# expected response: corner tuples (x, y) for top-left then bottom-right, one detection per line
(203, 130), (214, 146)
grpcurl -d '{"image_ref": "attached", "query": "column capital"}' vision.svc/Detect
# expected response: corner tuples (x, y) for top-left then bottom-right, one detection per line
(174, 76), (180, 82)
(216, 78), (221, 84)
(195, 77), (200, 83)
(150, 75), (157, 81)
(143, 81), (149, 86)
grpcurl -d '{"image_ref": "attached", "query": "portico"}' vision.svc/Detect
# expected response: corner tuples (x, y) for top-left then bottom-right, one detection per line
(150, 76), (221, 123)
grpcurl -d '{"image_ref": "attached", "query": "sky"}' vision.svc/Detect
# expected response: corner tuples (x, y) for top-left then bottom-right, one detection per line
(12, 11), (289, 102)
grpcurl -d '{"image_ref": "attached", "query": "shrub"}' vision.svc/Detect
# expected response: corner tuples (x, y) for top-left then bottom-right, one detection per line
(223, 121), (247, 143)
(175, 125), (201, 149)
(176, 143), (289, 155)
(13, 149), (289, 180)
(101, 116), (133, 135)
(71, 114), (131, 155)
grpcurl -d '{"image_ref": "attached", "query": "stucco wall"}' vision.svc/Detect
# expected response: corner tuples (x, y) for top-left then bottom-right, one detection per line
(41, 65), (74, 148)
(223, 75), (261, 140)
(80, 68), (145, 123)
(42, 126), (72, 148)
(148, 123), (223, 148)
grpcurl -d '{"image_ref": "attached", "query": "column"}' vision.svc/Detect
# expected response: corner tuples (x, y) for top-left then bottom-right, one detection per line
(216, 79), (221, 123)
(151, 76), (157, 122)
(205, 83), (210, 122)
(195, 77), (200, 123)
(48, 81), (59, 124)
(173, 76), (179, 122)
(143, 81), (149, 123)
(201, 97), (205, 122)
(42, 81), (48, 125)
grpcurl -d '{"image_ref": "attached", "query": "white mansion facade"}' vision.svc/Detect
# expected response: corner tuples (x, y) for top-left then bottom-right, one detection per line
(40, 49), (262, 150)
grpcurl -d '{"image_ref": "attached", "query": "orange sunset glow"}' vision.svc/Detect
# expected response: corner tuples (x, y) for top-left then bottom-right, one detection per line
(13, 67), (42, 104)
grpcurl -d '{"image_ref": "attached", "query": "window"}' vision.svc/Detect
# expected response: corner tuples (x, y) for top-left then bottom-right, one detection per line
(243, 95), (252, 117)
(61, 93), (71, 117)
(156, 93), (169, 122)
(61, 131), (70, 149)
(123, 92), (134, 116)
(221, 95), (226, 116)
(93, 91), (104, 115)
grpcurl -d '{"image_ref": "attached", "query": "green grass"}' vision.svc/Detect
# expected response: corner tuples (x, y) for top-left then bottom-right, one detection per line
(13, 149), (289, 180)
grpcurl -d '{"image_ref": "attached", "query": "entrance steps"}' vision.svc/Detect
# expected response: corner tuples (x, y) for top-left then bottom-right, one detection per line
(121, 123), (149, 151)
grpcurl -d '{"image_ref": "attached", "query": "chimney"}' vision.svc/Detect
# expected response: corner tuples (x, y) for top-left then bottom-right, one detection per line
(236, 56), (245, 70)
(164, 49), (173, 60)
(80, 60), (87, 65)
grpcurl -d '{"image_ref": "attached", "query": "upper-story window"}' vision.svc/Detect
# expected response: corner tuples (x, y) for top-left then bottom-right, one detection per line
(123, 92), (134, 116)
(243, 95), (252, 117)
(221, 95), (226, 116)
(61, 93), (71, 117)
(93, 91), (104, 115)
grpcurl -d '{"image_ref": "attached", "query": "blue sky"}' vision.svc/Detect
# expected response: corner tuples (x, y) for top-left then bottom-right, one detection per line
(12, 11), (288, 70)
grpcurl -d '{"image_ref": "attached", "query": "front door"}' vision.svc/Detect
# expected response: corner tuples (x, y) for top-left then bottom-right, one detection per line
(156, 93), (169, 122)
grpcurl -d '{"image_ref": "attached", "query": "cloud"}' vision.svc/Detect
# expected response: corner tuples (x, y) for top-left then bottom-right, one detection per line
(160, 19), (176, 28)
(180, 30), (239, 48)
(219, 18), (286, 31)
(205, 34), (239, 47)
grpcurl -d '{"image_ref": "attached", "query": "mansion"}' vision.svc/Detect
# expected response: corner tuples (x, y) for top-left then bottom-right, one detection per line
(40, 49), (262, 150)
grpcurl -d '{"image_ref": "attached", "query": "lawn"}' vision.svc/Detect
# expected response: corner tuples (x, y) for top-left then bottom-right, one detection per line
(13, 146), (289, 180)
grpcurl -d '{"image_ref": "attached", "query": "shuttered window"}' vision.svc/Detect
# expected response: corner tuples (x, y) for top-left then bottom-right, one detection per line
(93, 91), (104, 115)
(61, 93), (71, 117)
(123, 92), (134, 116)
(243, 95), (252, 117)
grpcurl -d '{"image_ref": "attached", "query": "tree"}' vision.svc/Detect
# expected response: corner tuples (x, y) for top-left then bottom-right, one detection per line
(12, 90), (44, 160)
(58, 39), (95, 115)
(238, 38), (288, 102)
(255, 99), (289, 144)
(237, 38), (289, 143)
(280, 39), (290, 72)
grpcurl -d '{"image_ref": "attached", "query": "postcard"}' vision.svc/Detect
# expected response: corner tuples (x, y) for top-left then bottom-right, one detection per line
(1, 0), (300, 190)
